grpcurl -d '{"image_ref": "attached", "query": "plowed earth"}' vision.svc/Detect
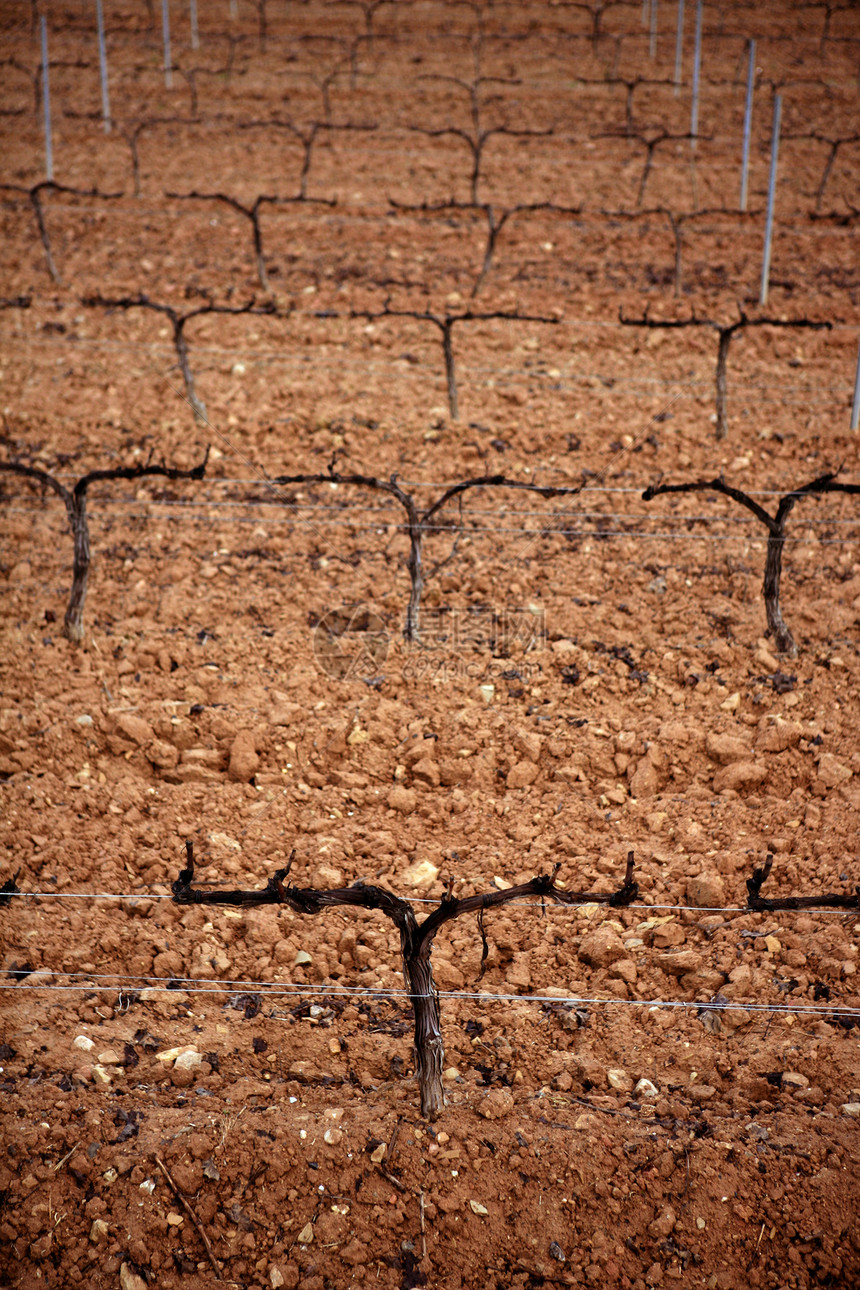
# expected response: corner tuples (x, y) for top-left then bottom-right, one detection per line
(1, 3), (859, 1289)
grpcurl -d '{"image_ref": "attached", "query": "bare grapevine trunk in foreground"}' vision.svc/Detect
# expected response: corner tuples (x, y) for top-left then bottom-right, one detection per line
(172, 846), (639, 1119)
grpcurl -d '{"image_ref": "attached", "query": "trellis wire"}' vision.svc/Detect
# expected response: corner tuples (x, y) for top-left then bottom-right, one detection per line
(2, 975), (858, 1021)
(19, 497), (860, 526)
(8, 504), (860, 545)
(9, 509), (860, 543)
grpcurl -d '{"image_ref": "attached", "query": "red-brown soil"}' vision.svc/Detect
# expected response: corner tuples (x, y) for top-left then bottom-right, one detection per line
(2, 2), (860, 1288)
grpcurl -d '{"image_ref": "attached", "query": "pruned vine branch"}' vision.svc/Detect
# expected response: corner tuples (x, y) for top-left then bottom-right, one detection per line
(82, 293), (279, 423)
(642, 471), (860, 655)
(747, 854), (860, 912)
(333, 300), (559, 419)
(272, 459), (578, 639)
(620, 309), (832, 438)
(0, 450), (209, 643)
(172, 842), (638, 1118)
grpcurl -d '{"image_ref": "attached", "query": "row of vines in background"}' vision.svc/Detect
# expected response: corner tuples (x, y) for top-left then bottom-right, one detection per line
(3, 448), (860, 657)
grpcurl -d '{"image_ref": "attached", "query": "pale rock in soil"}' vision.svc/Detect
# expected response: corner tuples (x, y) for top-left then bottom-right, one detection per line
(114, 712), (155, 745)
(506, 760), (539, 788)
(686, 872), (726, 908)
(607, 1068), (633, 1092)
(73, 1035), (95, 1052)
(181, 747), (225, 769)
(629, 758), (659, 798)
(754, 642), (780, 672)
(577, 924), (626, 968)
(401, 858), (438, 886)
(387, 784), (417, 813)
(712, 760), (768, 793)
(228, 730), (259, 782)
(705, 731), (751, 764)
(634, 1078), (659, 1099)
(477, 1086), (514, 1119)
(782, 1071), (810, 1091)
(120, 1266), (148, 1290)
(816, 753), (852, 788)
(841, 1103), (860, 1116)
(89, 1218), (109, 1243)
(174, 1048), (204, 1072)
(269, 1268), (286, 1288)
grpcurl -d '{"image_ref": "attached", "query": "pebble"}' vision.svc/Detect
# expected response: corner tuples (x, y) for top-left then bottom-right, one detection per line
(114, 713), (154, 746)
(841, 1103), (860, 1117)
(477, 1087), (513, 1120)
(469, 1200), (489, 1215)
(713, 760), (768, 793)
(648, 1206), (676, 1239)
(782, 1071), (809, 1091)
(817, 753), (852, 788)
(120, 1265), (147, 1290)
(706, 731), (751, 764)
(412, 757), (441, 787)
(297, 1223), (314, 1245)
(73, 1035), (95, 1052)
(658, 949), (703, 977)
(686, 872), (725, 908)
(607, 1068), (633, 1093)
(340, 1238), (368, 1267)
(634, 1078), (659, 1099)
(228, 730), (259, 782)
(506, 761), (539, 789)
(89, 1218), (109, 1243)
(578, 924), (626, 968)
(387, 785), (417, 814)
(401, 858), (438, 886)
(756, 717), (803, 753)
